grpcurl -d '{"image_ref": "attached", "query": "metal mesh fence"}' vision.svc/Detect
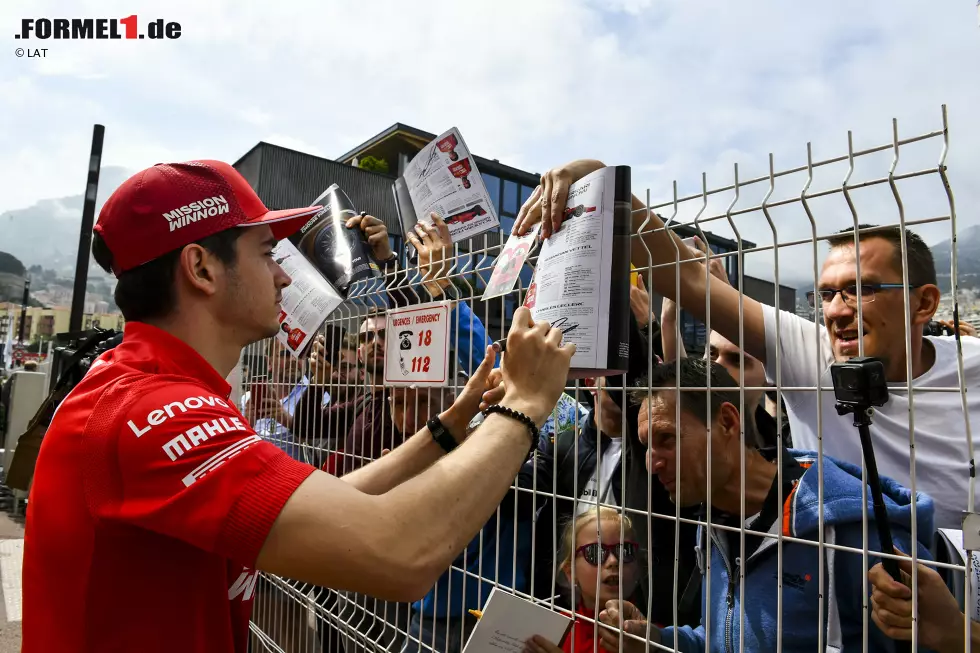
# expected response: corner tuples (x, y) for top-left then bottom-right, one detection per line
(241, 105), (977, 653)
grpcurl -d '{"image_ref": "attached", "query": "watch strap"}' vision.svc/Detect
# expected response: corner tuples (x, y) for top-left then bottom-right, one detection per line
(428, 415), (458, 454)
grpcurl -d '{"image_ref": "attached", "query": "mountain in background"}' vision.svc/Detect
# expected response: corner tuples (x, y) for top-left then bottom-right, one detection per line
(0, 166), (131, 276)
(931, 223), (980, 293)
(781, 225), (980, 294)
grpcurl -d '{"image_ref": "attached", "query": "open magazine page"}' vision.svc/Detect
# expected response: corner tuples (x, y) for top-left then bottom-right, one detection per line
(396, 127), (499, 243)
(524, 167), (618, 377)
(272, 238), (345, 359)
(288, 183), (380, 297)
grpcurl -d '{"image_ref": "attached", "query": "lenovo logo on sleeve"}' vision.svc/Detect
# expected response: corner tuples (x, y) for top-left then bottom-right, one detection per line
(127, 394), (231, 439)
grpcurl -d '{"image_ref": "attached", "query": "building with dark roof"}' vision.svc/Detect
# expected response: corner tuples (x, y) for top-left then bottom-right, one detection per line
(338, 123), (542, 238)
(233, 124), (792, 353)
(234, 141), (401, 235)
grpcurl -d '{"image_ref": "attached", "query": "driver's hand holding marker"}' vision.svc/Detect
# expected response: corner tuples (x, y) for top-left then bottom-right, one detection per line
(491, 323), (577, 354)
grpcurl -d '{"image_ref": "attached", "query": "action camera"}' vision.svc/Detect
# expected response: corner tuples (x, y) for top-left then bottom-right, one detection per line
(830, 356), (889, 409)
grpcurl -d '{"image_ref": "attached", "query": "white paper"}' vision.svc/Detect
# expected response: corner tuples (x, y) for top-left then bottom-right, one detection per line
(383, 301), (453, 387)
(461, 588), (571, 653)
(525, 167), (616, 372)
(482, 224), (540, 300)
(938, 528), (980, 621)
(272, 239), (345, 358)
(402, 127), (499, 243)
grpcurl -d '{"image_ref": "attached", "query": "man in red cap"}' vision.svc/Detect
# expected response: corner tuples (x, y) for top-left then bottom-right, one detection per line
(22, 159), (576, 652)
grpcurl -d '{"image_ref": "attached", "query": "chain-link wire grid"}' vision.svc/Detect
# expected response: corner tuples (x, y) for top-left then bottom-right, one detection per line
(242, 105), (975, 653)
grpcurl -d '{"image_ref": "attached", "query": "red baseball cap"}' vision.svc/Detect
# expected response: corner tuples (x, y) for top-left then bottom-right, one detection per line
(94, 159), (322, 276)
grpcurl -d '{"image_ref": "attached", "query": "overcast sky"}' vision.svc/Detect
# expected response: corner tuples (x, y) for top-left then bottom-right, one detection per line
(2, 0), (978, 282)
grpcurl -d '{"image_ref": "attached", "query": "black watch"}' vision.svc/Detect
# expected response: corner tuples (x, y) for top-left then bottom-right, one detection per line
(428, 415), (458, 454)
(379, 253), (398, 268)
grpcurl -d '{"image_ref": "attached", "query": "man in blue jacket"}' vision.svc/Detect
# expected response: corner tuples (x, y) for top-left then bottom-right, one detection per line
(595, 357), (935, 653)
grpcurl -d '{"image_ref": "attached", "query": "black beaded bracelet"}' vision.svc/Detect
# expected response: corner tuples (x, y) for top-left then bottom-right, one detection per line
(482, 404), (540, 452)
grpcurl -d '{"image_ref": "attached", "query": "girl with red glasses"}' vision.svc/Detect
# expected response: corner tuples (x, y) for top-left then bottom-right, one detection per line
(526, 507), (650, 653)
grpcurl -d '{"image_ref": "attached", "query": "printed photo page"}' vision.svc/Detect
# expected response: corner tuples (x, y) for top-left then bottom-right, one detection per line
(270, 238), (345, 359)
(394, 127), (500, 247)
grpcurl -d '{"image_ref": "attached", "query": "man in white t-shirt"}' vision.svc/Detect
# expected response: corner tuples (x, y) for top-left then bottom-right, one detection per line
(758, 226), (979, 529)
(515, 157), (980, 530)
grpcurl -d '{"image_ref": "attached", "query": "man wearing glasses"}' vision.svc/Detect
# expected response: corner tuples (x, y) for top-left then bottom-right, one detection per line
(598, 358), (934, 653)
(773, 226), (979, 530)
(515, 157), (980, 530)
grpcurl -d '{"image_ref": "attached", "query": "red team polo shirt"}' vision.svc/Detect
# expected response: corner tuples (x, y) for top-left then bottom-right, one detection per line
(23, 322), (317, 652)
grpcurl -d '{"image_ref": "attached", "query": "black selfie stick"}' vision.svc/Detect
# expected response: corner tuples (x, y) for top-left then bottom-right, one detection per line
(831, 357), (910, 653)
(836, 403), (902, 581)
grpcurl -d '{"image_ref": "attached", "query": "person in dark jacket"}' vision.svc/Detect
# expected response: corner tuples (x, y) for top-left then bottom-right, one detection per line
(518, 365), (701, 628)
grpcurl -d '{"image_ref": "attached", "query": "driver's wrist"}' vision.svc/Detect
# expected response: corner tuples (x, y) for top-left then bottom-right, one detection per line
(499, 392), (552, 428)
(439, 407), (471, 444)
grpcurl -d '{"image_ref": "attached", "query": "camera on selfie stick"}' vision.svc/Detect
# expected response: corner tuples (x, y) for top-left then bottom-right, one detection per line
(830, 357), (905, 584)
(923, 320), (954, 337)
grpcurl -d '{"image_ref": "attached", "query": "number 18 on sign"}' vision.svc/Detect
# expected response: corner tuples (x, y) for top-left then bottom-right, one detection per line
(384, 302), (452, 387)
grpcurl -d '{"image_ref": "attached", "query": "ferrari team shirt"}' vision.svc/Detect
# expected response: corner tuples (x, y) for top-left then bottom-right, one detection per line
(23, 322), (317, 652)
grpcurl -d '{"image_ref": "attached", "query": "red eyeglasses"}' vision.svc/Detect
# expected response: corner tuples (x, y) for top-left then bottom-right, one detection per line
(575, 541), (639, 566)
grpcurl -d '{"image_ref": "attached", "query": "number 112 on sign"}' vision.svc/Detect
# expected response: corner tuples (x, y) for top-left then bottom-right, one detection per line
(383, 302), (452, 387)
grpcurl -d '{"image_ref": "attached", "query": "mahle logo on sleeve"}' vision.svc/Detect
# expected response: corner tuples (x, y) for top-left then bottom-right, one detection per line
(162, 195), (230, 231)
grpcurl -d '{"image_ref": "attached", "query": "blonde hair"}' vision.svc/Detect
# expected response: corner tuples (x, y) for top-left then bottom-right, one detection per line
(558, 506), (636, 572)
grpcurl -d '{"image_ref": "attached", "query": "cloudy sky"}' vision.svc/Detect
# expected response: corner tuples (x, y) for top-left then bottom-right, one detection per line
(2, 0), (978, 282)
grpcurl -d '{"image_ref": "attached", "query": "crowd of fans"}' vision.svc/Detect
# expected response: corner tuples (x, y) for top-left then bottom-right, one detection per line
(238, 159), (980, 653)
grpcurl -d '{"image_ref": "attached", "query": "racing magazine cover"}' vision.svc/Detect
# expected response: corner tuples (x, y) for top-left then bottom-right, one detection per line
(271, 184), (382, 358)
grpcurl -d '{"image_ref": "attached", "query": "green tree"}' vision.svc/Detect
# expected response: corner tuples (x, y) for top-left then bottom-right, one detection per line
(0, 252), (25, 276)
(358, 156), (390, 174)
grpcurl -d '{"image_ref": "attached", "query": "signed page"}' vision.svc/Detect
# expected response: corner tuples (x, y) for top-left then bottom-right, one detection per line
(393, 127), (500, 247)
(525, 166), (631, 377)
(461, 588), (571, 653)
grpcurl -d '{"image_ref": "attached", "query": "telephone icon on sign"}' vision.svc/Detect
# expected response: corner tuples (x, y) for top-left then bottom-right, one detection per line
(398, 331), (414, 376)
(399, 331), (413, 351)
